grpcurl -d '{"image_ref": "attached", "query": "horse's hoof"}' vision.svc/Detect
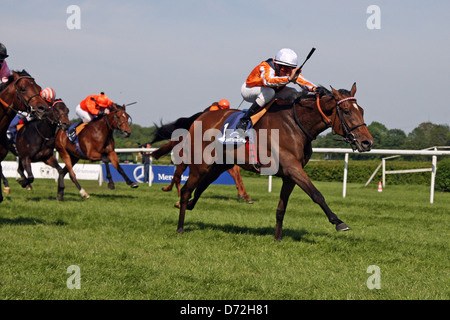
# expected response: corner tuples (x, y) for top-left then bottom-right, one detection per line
(162, 186), (171, 192)
(174, 201), (180, 208)
(336, 222), (351, 232)
(130, 183), (138, 188)
(177, 228), (184, 234)
(3, 187), (10, 195)
(17, 178), (29, 188)
(108, 183), (115, 190)
(246, 199), (254, 204)
(57, 196), (64, 201)
(186, 200), (195, 210)
(80, 188), (90, 199)
(26, 185), (32, 191)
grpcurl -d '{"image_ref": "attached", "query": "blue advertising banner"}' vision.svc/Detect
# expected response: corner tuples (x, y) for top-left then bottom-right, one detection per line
(101, 164), (235, 185)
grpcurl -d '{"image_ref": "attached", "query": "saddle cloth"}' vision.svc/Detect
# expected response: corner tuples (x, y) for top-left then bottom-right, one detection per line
(217, 112), (254, 145)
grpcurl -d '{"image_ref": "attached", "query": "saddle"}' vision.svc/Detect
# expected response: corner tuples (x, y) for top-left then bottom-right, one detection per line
(217, 111), (259, 169)
(67, 122), (88, 158)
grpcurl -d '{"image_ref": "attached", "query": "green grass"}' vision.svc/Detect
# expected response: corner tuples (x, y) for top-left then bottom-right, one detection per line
(0, 176), (448, 300)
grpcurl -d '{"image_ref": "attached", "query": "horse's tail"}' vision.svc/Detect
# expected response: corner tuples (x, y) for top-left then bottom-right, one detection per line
(150, 111), (204, 144)
(150, 140), (179, 159)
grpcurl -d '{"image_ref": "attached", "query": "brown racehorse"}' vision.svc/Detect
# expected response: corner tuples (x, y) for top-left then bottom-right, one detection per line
(175, 84), (374, 241)
(0, 70), (49, 202)
(151, 139), (253, 205)
(7, 99), (71, 190)
(54, 104), (137, 201)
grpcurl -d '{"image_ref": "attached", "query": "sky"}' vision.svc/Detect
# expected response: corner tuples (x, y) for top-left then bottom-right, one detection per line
(1, 0), (449, 134)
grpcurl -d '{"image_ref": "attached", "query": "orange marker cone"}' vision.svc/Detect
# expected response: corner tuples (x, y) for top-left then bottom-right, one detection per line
(378, 181), (383, 192)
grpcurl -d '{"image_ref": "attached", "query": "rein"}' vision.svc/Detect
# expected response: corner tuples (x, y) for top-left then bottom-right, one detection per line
(293, 93), (367, 148)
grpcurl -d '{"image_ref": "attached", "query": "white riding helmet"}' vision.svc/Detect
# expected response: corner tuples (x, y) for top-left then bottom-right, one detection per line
(274, 48), (298, 68)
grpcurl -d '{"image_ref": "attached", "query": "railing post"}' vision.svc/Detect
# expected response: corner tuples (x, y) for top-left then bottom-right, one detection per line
(343, 153), (349, 198)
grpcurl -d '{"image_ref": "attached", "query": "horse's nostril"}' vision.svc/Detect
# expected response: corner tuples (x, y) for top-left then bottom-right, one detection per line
(361, 140), (373, 149)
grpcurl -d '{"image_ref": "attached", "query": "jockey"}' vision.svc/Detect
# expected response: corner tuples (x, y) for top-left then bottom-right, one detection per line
(237, 48), (317, 131)
(208, 99), (230, 111)
(75, 92), (113, 123)
(0, 43), (11, 91)
(7, 87), (56, 142)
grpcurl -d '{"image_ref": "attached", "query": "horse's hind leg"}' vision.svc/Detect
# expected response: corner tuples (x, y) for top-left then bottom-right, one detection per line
(187, 164), (232, 210)
(162, 163), (185, 196)
(62, 156), (90, 199)
(229, 165), (253, 204)
(275, 178), (296, 241)
(17, 159), (33, 190)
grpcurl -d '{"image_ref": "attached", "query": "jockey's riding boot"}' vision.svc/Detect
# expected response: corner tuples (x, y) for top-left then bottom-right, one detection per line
(236, 102), (261, 131)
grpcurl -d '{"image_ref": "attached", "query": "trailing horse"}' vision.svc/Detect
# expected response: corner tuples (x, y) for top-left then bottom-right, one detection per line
(7, 99), (70, 190)
(0, 70), (49, 202)
(54, 104), (137, 200)
(174, 83), (374, 241)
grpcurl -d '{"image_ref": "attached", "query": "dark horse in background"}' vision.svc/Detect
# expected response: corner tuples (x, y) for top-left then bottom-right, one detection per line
(54, 104), (137, 201)
(0, 70), (49, 202)
(5, 99), (71, 191)
(172, 83), (373, 241)
(151, 109), (253, 204)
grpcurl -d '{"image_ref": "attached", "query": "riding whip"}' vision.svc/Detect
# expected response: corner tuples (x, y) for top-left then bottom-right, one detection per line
(293, 47), (316, 80)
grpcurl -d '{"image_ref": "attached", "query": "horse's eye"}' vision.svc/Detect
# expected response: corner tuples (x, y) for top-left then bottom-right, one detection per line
(343, 109), (350, 115)
(20, 87), (26, 92)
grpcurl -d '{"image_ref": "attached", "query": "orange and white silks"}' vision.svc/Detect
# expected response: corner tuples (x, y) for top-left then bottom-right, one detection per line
(80, 94), (113, 115)
(245, 59), (316, 92)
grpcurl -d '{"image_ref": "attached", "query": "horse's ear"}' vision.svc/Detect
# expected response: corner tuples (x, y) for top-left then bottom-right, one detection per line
(350, 82), (357, 96)
(330, 85), (340, 97)
(122, 104), (126, 110)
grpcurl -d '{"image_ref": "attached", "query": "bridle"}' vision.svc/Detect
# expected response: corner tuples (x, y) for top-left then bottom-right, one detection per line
(13, 76), (45, 116)
(333, 96), (367, 150)
(35, 100), (69, 141)
(293, 93), (367, 150)
(106, 108), (132, 135)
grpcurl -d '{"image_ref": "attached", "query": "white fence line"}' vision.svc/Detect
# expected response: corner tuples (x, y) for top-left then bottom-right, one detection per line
(118, 147), (450, 203)
(4, 147), (449, 203)
(311, 147), (449, 204)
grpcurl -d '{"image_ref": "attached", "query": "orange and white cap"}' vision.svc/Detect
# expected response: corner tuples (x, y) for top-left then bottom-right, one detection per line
(41, 87), (56, 103)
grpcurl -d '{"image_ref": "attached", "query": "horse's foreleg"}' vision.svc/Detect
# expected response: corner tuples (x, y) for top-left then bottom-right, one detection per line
(108, 152), (138, 188)
(102, 157), (115, 190)
(275, 178), (296, 241)
(288, 164), (350, 231)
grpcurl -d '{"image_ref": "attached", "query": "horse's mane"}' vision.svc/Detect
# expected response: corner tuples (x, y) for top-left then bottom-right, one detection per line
(297, 85), (351, 101)
(151, 111), (204, 143)
(8, 70), (31, 81)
